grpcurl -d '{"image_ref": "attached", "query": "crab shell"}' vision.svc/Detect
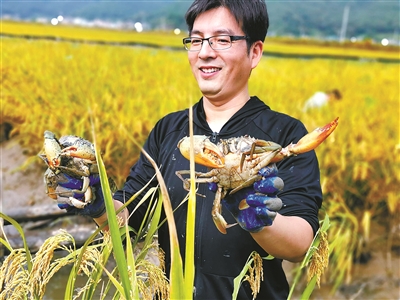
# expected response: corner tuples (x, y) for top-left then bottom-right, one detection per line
(40, 131), (98, 207)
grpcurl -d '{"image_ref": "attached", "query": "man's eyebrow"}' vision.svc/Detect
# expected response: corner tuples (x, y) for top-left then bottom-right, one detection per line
(190, 29), (234, 36)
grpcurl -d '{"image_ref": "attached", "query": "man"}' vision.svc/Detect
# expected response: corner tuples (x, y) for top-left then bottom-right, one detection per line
(57, 1), (322, 298)
(303, 89), (342, 112)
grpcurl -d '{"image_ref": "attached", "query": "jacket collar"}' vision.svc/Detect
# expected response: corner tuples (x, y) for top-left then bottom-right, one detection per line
(191, 96), (270, 135)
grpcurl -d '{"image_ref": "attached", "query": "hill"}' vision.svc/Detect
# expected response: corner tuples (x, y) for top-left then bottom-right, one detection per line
(1, 0), (399, 41)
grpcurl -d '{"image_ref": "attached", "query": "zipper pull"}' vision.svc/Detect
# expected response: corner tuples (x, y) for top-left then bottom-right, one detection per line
(211, 132), (218, 143)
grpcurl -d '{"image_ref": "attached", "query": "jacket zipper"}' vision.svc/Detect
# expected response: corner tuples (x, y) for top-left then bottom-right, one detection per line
(194, 131), (218, 295)
(211, 132), (218, 143)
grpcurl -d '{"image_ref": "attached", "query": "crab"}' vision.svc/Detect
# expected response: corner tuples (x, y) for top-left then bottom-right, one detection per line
(176, 117), (339, 234)
(39, 131), (98, 209)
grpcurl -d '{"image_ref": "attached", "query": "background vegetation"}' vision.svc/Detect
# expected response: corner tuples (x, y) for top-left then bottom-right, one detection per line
(2, 0), (399, 40)
(1, 22), (399, 298)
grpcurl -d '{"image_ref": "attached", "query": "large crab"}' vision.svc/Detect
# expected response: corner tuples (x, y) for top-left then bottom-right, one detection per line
(176, 117), (339, 234)
(39, 131), (98, 209)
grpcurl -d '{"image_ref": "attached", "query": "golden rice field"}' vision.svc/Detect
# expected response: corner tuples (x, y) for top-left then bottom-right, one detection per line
(2, 20), (399, 60)
(2, 23), (399, 295)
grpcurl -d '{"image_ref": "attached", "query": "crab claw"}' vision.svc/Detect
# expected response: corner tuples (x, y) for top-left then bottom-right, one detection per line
(274, 117), (339, 161)
(43, 130), (62, 169)
(177, 135), (225, 168)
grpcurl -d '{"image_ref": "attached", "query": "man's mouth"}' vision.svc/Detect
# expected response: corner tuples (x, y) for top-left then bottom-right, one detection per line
(200, 67), (221, 74)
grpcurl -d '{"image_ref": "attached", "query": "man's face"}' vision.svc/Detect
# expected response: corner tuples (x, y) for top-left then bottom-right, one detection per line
(188, 7), (260, 104)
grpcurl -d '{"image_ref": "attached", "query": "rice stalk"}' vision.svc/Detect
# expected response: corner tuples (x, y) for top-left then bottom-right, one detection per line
(136, 251), (169, 300)
(244, 252), (263, 299)
(307, 231), (329, 287)
(72, 241), (106, 300)
(0, 249), (29, 300)
(232, 251), (264, 300)
(28, 230), (75, 299)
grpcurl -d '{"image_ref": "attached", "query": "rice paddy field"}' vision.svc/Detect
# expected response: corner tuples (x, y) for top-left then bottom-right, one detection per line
(1, 21), (399, 298)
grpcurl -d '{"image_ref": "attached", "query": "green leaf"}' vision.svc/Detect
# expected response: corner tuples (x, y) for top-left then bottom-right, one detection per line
(320, 213), (330, 232)
(125, 224), (140, 299)
(100, 265), (125, 296)
(144, 189), (163, 246)
(232, 251), (258, 300)
(288, 213), (331, 300)
(95, 143), (131, 299)
(301, 275), (318, 299)
(0, 213), (32, 271)
(138, 152), (186, 299)
(0, 237), (13, 252)
(184, 106), (196, 295)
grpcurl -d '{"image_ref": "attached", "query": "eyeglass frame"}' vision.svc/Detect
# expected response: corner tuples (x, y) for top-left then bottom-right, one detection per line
(182, 35), (249, 51)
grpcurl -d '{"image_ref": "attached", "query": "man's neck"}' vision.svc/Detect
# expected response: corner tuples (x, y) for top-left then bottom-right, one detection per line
(203, 94), (250, 133)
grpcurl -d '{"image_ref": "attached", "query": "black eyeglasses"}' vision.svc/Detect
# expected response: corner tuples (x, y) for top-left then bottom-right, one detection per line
(183, 35), (248, 51)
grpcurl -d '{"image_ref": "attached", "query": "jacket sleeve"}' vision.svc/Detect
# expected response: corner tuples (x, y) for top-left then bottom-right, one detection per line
(271, 116), (322, 235)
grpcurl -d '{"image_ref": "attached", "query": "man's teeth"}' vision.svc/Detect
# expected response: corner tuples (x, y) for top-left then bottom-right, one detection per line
(202, 68), (219, 73)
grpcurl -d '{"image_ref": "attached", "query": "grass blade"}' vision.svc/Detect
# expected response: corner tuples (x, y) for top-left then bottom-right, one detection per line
(138, 149), (186, 299)
(287, 213), (330, 300)
(301, 275), (318, 299)
(0, 213), (33, 271)
(125, 224), (140, 299)
(0, 237), (13, 253)
(95, 144), (131, 299)
(184, 106), (196, 295)
(232, 258), (252, 300)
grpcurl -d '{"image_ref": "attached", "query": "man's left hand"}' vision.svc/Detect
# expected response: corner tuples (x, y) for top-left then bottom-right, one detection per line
(218, 164), (284, 232)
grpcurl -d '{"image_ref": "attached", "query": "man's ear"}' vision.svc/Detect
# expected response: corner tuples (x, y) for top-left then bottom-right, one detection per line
(250, 41), (264, 69)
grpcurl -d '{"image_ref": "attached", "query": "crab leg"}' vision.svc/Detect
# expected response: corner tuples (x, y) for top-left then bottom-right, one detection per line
(176, 169), (236, 234)
(241, 140), (281, 171)
(175, 169), (220, 191)
(212, 186), (237, 234)
(231, 149), (281, 195)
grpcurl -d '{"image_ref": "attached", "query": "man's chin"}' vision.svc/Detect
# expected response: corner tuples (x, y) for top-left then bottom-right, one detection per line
(198, 86), (221, 99)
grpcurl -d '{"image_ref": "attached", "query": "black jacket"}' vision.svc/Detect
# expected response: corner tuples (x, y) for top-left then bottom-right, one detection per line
(114, 96), (322, 299)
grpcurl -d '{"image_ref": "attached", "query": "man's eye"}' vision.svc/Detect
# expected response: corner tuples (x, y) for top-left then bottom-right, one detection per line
(216, 38), (230, 44)
(191, 39), (202, 45)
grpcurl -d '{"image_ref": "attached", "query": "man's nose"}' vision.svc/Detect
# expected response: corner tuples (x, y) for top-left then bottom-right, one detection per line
(198, 40), (216, 58)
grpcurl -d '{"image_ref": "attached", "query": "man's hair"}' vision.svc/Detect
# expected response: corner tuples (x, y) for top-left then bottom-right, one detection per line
(330, 89), (342, 100)
(185, 0), (269, 48)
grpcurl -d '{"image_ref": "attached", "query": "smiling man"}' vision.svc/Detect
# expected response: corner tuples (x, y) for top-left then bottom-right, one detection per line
(53, 1), (322, 298)
(185, 5), (264, 133)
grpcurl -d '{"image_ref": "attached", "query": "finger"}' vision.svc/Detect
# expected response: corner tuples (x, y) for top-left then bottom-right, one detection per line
(55, 186), (85, 200)
(57, 174), (84, 190)
(236, 207), (265, 231)
(255, 206), (277, 225)
(58, 202), (72, 210)
(89, 174), (101, 186)
(253, 176), (284, 194)
(208, 182), (218, 193)
(246, 194), (283, 211)
(258, 164), (278, 178)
